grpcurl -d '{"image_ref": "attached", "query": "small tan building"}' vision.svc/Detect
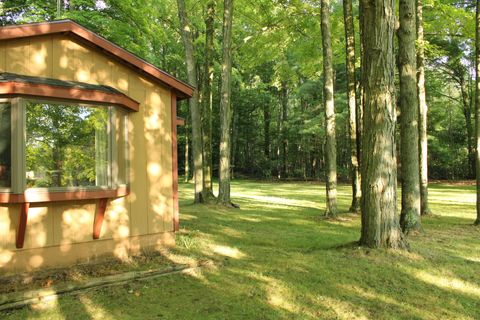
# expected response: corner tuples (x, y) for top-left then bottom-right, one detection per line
(0, 20), (193, 273)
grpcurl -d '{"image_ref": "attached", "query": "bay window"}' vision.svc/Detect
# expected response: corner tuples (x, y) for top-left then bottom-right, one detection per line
(0, 98), (129, 195)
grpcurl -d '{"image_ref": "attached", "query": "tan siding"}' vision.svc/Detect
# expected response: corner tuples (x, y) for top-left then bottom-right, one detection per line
(53, 201), (96, 246)
(5, 39), (29, 75)
(128, 75), (149, 236)
(145, 87), (164, 233)
(28, 36), (53, 77)
(0, 205), (16, 252)
(92, 54), (113, 86)
(112, 64), (130, 94)
(161, 88), (174, 231)
(23, 204), (54, 249)
(0, 34), (176, 271)
(52, 36), (75, 80)
(72, 41), (94, 83)
(0, 44), (6, 72)
(101, 197), (130, 239)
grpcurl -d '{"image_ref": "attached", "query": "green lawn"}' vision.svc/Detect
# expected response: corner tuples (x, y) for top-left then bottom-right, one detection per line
(2, 180), (480, 319)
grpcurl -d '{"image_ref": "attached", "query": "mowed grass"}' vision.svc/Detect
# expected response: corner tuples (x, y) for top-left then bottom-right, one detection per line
(2, 180), (480, 319)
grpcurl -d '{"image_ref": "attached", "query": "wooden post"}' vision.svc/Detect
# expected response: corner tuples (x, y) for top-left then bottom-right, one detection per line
(16, 203), (30, 249)
(93, 198), (108, 239)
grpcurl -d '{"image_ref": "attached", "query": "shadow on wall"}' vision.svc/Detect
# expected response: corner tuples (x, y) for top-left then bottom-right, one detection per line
(0, 33), (177, 272)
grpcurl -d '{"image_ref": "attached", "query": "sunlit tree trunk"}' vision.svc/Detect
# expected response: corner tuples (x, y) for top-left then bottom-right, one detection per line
(321, 0), (338, 216)
(358, 0), (365, 216)
(184, 115), (190, 182)
(416, 0), (430, 216)
(177, 0), (205, 203)
(218, 0), (235, 206)
(399, 0), (422, 233)
(359, 0), (405, 248)
(231, 108), (239, 180)
(343, 0), (361, 213)
(460, 79), (475, 178)
(475, 0), (480, 225)
(202, 0), (216, 199)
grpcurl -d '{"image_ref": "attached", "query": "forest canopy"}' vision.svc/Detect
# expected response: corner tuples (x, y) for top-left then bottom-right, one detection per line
(1, 0), (476, 182)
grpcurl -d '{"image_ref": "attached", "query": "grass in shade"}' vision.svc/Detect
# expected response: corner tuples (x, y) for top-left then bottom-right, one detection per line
(2, 180), (480, 319)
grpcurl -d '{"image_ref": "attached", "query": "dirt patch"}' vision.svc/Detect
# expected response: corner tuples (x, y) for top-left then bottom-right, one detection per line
(0, 250), (173, 295)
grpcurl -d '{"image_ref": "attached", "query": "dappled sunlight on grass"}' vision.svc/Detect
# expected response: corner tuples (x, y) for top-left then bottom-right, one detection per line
(78, 295), (114, 320)
(408, 268), (480, 298)
(344, 285), (430, 318)
(211, 245), (246, 259)
(3, 180), (480, 319)
(312, 295), (369, 320)
(231, 192), (322, 210)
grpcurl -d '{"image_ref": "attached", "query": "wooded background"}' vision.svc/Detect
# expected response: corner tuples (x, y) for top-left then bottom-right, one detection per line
(2, 0), (475, 181)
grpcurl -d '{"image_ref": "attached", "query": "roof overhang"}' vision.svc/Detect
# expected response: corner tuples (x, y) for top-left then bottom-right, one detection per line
(0, 72), (140, 111)
(0, 20), (194, 100)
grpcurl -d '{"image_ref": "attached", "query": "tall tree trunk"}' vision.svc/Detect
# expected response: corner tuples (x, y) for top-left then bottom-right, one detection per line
(321, 0), (338, 216)
(263, 104), (271, 159)
(475, 0), (480, 225)
(358, 0), (364, 162)
(177, 0), (205, 203)
(343, 0), (361, 213)
(276, 107), (282, 179)
(218, 0), (235, 206)
(399, 0), (422, 233)
(281, 81), (288, 179)
(202, 0), (216, 199)
(359, 0), (405, 248)
(460, 79), (475, 178)
(231, 107), (239, 179)
(416, 0), (430, 216)
(56, 0), (62, 18)
(184, 117), (190, 182)
(264, 102), (271, 177)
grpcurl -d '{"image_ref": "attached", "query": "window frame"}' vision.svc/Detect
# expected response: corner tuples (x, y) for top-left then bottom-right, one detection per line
(0, 97), (130, 195)
(0, 98), (13, 193)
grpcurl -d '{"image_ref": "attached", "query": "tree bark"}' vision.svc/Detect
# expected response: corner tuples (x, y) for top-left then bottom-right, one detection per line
(263, 101), (271, 177)
(359, 0), (406, 248)
(184, 117), (190, 182)
(56, 0), (62, 18)
(358, 0), (365, 200)
(231, 107), (239, 180)
(416, 0), (430, 216)
(460, 78), (475, 178)
(343, 0), (361, 213)
(475, 0), (480, 225)
(399, 0), (422, 233)
(321, 0), (338, 216)
(177, 0), (205, 203)
(263, 104), (271, 159)
(202, 0), (216, 199)
(218, 0), (235, 206)
(281, 81), (288, 179)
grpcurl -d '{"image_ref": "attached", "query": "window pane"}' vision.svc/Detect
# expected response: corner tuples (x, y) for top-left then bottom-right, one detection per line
(116, 111), (128, 185)
(0, 103), (11, 188)
(26, 102), (109, 188)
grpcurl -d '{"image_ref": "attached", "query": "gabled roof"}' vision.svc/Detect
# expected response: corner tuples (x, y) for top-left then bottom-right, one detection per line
(0, 20), (194, 100)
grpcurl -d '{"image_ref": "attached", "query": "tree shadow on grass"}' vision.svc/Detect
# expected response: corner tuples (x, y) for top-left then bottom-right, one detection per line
(2, 181), (479, 319)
